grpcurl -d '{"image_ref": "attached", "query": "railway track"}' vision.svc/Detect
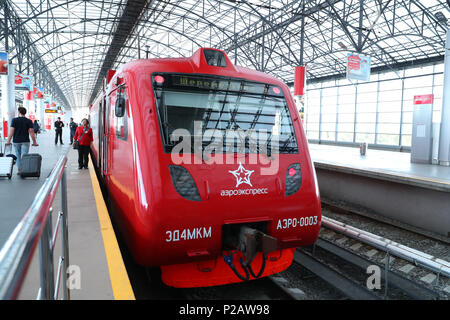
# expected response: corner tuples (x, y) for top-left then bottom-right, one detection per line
(297, 238), (441, 300)
(291, 216), (449, 300)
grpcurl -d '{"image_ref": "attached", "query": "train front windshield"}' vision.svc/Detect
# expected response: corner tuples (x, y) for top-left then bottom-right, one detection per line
(153, 74), (298, 154)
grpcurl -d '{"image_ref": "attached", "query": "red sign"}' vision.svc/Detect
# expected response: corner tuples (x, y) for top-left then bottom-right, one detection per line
(294, 66), (306, 96)
(3, 120), (7, 138)
(25, 91), (34, 100)
(413, 94), (434, 105)
(45, 117), (52, 130)
(347, 55), (361, 71)
(14, 75), (22, 85)
(0, 60), (7, 75)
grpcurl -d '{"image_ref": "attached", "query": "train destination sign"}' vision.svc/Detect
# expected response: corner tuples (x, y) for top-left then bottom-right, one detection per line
(163, 74), (282, 96)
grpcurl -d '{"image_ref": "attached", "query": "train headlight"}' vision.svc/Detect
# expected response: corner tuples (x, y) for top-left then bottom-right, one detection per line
(154, 75), (165, 84)
(169, 165), (202, 201)
(285, 163), (301, 196)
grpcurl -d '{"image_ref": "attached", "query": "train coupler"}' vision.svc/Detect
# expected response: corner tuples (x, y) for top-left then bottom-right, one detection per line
(237, 226), (277, 266)
(223, 225), (278, 281)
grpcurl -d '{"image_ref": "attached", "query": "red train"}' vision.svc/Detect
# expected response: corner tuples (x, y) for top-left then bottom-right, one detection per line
(89, 48), (321, 288)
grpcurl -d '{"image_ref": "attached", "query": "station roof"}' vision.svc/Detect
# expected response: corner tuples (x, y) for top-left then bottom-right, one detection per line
(3, 0), (449, 110)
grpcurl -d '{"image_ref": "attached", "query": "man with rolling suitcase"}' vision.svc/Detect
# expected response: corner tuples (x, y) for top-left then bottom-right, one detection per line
(5, 107), (39, 175)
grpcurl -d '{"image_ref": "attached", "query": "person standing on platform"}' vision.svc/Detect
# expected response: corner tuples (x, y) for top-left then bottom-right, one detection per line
(5, 107), (39, 174)
(54, 117), (64, 145)
(69, 118), (77, 145)
(33, 120), (40, 137)
(73, 118), (93, 169)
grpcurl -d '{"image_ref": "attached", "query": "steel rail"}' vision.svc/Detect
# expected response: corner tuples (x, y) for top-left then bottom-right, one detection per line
(293, 249), (381, 300)
(0, 154), (70, 300)
(315, 238), (439, 300)
(322, 216), (450, 278)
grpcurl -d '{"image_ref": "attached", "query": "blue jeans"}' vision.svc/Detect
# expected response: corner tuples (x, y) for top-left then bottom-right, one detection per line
(13, 142), (30, 170)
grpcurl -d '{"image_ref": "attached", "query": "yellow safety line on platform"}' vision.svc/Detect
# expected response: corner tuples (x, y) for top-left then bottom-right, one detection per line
(88, 157), (135, 300)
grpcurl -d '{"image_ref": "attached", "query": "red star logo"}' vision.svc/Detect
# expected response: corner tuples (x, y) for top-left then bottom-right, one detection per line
(229, 163), (254, 188)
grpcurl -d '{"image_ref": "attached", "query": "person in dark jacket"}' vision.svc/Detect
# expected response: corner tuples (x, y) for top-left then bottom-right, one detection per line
(33, 120), (40, 136)
(54, 117), (64, 145)
(73, 118), (93, 169)
(5, 107), (39, 174)
(69, 118), (78, 144)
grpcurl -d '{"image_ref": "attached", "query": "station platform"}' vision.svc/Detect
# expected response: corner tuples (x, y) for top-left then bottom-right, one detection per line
(309, 143), (450, 241)
(0, 130), (134, 299)
(309, 143), (450, 192)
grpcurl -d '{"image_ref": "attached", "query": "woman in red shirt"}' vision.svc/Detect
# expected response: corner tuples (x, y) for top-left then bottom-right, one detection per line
(73, 118), (93, 169)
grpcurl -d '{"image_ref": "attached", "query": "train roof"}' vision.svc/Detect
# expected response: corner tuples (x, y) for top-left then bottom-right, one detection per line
(90, 48), (289, 110)
(117, 48), (284, 87)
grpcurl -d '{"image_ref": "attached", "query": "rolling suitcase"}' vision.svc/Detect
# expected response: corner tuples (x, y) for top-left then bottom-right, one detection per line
(20, 153), (42, 178)
(0, 142), (14, 179)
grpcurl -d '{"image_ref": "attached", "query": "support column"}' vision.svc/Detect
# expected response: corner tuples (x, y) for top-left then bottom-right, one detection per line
(39, 98), (45, 127)
(1, 63), (15, 138)
(438, 29), (450, 166)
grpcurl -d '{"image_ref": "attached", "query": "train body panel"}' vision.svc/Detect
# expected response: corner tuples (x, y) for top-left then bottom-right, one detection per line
(90, 48), (321, 287)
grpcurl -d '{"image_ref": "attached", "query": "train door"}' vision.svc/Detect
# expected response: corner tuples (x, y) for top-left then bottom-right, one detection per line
(103, 95), (111, 179)
(98, 100), (103, 169)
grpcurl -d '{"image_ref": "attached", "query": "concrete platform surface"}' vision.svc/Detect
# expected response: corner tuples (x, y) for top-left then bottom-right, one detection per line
(309, 143), (450, 192)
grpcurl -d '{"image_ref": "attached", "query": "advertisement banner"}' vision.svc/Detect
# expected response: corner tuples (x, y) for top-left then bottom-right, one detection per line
(25, 86), (37, 101)
(45, 115), (52, 130)
(44, 94), (52, 104)
(15, 74), (33, 90)
(36, 87), (44, 99)
(347, 53), (371, 81)
(0, 52), (8, 75)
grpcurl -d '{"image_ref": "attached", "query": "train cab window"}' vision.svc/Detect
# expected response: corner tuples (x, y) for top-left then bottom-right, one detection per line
(153, 74), (298, 154)
(115, 88), (128, 141)
(203, 49), (227, 67)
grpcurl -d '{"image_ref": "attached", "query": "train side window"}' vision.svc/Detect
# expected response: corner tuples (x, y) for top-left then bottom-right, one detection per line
(115, 88), (128, 141)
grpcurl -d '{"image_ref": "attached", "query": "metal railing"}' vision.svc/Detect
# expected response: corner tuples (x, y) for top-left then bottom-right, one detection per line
(0, 154), (70, 300)
(322, 216), (450, 278)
